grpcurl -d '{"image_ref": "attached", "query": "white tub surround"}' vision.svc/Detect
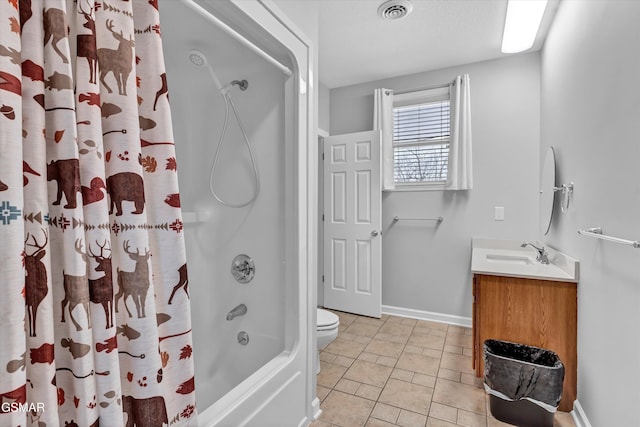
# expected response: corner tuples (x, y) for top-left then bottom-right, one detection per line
(160, 0), (316, 426)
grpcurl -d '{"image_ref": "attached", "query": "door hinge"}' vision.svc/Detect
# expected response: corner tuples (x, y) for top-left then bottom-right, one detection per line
(322, 152), (325, 160)
(322, 214), (325, 221)
(322, 275), (325, 282)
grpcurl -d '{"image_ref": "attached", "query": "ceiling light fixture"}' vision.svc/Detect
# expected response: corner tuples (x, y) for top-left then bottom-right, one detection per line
(501, 0), (548, 53)
(378, 0), (413, 21)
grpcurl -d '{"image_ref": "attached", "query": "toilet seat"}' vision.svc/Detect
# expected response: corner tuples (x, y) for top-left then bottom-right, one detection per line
(317, 308), (339, 331)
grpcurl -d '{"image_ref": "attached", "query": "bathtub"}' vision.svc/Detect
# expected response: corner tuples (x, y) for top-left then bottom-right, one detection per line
(159, 1), (316, 425)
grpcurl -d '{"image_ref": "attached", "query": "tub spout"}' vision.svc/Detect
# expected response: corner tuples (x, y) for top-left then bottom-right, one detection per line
(226, 304), (247, 321)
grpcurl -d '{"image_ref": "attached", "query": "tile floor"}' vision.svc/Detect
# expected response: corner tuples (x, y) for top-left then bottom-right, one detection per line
(311, 310), (576, 427)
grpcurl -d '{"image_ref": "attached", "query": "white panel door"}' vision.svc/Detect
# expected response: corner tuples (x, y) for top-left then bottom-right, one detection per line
(323, 130), (382, 318)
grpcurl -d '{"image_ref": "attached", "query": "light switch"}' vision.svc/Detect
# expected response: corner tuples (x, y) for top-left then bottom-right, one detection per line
(494, 207), (505, 221)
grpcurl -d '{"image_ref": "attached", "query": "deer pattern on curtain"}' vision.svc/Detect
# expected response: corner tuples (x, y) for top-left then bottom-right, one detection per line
(0, 0), (196, 426)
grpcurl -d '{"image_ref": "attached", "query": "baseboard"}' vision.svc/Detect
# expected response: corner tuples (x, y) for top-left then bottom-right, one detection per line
(571, 400), (593, 427)
(381, 304), (472, 328)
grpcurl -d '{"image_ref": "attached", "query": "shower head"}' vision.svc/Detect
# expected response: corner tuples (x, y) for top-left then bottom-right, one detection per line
(188, 49), (224, 92)
(188, 50), (208, 67)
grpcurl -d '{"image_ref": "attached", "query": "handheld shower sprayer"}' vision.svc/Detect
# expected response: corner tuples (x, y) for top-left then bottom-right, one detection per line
(187, 48), (260, 208)
(188, 49), (225, 93)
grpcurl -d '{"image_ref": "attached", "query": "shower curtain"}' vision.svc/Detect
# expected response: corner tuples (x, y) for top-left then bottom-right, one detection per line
(0, 1), (196, 426)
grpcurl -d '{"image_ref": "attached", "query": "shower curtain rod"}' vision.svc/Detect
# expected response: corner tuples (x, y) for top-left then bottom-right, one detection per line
(186, 0), (293, 77)
(385, 80), (454, 96)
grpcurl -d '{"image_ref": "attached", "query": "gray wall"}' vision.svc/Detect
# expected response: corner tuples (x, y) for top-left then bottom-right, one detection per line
(541, 1), (640, 424)
(330, 53), (541, 318)
(318, 81), (330, 132)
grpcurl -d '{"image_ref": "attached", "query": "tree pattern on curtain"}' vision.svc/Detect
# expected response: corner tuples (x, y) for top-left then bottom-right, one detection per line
(0, 0), (196, 425)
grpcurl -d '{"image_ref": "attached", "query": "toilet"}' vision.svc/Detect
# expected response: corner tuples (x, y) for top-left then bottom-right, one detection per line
(316, 308), (340, 373)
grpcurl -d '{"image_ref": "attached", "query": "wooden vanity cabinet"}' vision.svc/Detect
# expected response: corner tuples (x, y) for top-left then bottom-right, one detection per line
(472, 274), (577, 412)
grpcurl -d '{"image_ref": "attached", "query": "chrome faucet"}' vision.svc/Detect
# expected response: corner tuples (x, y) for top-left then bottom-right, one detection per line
(521, 242), (549, 264)
(226, 304), (247, 321)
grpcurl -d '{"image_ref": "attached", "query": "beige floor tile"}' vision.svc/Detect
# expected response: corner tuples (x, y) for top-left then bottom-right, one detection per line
(422, 348), (443, 359)
(365, 338), (405, 358)
(391, 368), (414, 382)
(320, 390), (375, 427)
(324, 338), (367, 358)
(428, 402), (457, 423)
(447, 325), (467, 334)
(310, 419), (334, 427)
(397, 409), (427, 427)
(333, 310), (358, 327)
(356, 383), (382, 401)
(411, 373), (436, 388)
(439, 352), (474, 375)
(445, 332), (472, 349)
(359, 352), (381, 363)
(376, 355), (398, 367)
(457, 409), (487, 427)
(354, 316), (387, 327)
(437, 368), (461, 382)
(333, 355), (356, 367)
(408, 332), (445, 351)
(404, 344), (424, 355)
(318, 361), (348, 388)
(460, 373), (484, 389)
(317, 385), (332, 401)
(354, 335), (374, 344)
(414, 326), (447, 337)
(335, 378), (361, 394)
(370, 402), (401, 423)
(432, 378), (486, 415)
(396, 352), (440, 377)
(443, 344), (463, 354)
(316, 311), (564, 427)
(344, 322), (382, 338)
(426, 418), (458, 427)
(378, 378), (433, 415)
(375, 331), (410, 344)
(320, 351), (338, 363)
(365, 418), (397, 427)
(379, 322), (414, 337)
(344, 359), (393, 388)
(417, 320), (449, 331)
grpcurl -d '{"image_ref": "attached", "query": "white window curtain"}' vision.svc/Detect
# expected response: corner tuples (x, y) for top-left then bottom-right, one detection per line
(374, 88), (395, 190)
(446, 74), (473, 190)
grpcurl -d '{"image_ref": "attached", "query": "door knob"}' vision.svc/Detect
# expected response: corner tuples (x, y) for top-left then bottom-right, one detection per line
(371, 230), (379, 237)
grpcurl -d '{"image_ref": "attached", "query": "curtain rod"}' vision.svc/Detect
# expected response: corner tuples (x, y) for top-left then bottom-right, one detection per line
(185, 0), (293, 77)
(385, 80), (455, 96)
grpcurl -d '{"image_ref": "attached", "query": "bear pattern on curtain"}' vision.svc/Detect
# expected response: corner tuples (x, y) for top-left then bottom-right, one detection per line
(0, 0), (196, 425)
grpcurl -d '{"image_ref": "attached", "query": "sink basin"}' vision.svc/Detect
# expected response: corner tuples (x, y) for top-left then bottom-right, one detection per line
(485, 254), (533, 265)
(471, 238), (579, 282)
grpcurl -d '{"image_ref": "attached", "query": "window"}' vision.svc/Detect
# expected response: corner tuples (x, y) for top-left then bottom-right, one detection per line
(392, 87), (450, 188)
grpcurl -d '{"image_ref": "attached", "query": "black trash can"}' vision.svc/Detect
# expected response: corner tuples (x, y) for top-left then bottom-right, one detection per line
(483, 339), (565, 427)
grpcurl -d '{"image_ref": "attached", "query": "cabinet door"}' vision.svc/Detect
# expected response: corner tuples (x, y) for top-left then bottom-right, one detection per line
(472, 276), (478, 370)
(473, 274), (577, 412)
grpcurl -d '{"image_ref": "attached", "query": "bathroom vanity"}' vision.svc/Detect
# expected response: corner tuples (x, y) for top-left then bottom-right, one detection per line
(470, 239), (579, 412)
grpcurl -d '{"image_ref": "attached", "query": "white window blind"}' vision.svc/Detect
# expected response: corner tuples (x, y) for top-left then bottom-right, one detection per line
(393, 92), (450, 185)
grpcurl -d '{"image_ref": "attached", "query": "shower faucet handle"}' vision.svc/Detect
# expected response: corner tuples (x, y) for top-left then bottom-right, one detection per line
(231, 254), (255, 283)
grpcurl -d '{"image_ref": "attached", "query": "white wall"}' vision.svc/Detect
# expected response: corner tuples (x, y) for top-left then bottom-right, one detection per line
(541, 1), (640, 424)
(330, 53), (541, 319)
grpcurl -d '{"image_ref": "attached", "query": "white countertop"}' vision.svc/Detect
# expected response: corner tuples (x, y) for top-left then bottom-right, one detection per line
(471, 238), (579, 283)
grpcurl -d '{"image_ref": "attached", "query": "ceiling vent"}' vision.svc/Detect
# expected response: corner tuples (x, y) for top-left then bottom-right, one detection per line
(378, 0), (413, 21)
